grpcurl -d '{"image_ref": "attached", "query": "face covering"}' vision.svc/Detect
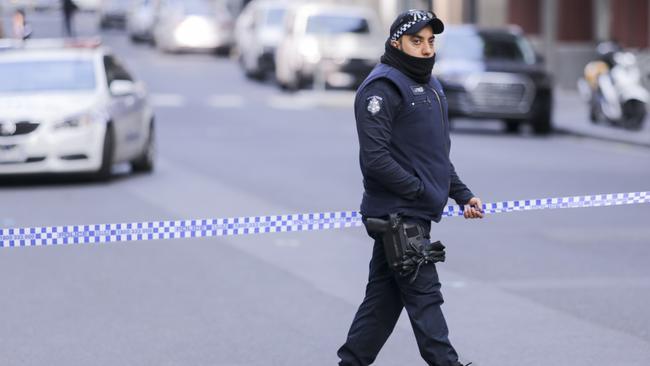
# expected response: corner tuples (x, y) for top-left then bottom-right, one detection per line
(380, 40), (436, 84)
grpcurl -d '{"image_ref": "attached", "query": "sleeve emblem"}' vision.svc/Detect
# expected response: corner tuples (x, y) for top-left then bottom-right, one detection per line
(366, 95), (383, 115)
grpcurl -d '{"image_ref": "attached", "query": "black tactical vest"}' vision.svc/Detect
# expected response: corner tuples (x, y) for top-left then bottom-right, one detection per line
(357, 63), (452, 222)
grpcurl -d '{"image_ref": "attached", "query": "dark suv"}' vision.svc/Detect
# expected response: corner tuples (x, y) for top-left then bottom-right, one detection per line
(435, 26), (553, 134)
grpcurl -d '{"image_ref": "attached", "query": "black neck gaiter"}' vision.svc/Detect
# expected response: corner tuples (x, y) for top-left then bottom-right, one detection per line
(380, 40), (435, 84)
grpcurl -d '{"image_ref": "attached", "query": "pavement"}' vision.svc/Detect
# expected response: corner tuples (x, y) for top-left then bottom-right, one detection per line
(554, 88), (650, 147)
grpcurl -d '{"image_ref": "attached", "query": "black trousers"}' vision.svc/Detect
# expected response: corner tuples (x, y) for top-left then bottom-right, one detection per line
(63, 12), (74, 37)
(338, 219), (458, 366)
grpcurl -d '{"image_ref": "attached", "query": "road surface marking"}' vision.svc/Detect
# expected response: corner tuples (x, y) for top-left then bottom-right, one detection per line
(150, 93), (186, 108)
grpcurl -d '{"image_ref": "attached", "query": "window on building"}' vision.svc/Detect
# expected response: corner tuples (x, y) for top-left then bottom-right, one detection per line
(557, 0), (593, 42)
(611, 0), (649, 48)
(508, 0), (541, 35)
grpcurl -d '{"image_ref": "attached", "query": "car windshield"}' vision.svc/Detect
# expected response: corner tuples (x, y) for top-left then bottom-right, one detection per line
(306, 14), (370, 35)
(0, 59), (96, 93)
(438, 30), (537, 64)
(181, 0), (213, 15)
(265, 8), (285, 27)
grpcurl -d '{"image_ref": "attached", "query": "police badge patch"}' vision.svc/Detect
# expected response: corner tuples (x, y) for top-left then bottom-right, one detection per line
(367, 96), (383, 115)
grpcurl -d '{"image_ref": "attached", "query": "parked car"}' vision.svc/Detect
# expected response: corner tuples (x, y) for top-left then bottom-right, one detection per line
(126, 0), (159, 42)
(235, 0), (290, 79)
(152, 0), (234, 53)
(99, 0), (131, 29)
(434, 25), (554, 134)
(0, 39), (155, 179)
(274, 3), (383, 90)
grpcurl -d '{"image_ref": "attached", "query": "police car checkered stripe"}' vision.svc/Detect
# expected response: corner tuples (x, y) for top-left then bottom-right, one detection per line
(1, 191), (647, 248)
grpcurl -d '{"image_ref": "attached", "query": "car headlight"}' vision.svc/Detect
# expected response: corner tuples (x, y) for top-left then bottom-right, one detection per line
(55, 111), (105, 130)
(174, 17), (213, 44)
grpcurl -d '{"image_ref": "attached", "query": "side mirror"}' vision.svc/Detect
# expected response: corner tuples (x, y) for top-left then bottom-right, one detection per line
(109, 79), (136, 96)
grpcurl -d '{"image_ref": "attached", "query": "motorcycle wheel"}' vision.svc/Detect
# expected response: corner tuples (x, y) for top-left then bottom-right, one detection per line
(622, 100), (647, 130)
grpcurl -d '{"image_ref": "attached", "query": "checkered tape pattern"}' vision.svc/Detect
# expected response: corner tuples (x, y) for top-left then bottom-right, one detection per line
(442, 191), (649, 217)
(1, 192), (648, 248)
(0, 211), (362, 248)
(391, 11), (433, 41)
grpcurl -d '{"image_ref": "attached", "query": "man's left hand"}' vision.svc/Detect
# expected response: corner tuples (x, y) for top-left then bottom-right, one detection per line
(463, 197), (484, 219)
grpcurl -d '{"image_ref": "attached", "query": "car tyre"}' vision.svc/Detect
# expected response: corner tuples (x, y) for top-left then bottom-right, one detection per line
(503, 119), (522, 134)
(95, 123), (115, 181)
(531, 110), (552, 135)
(622, 99), (646, 130)
(131, 120), (155, 173)
(245, 66), (265, 81)
(214, 45), (231, 57)
(531, 94), (553, 135)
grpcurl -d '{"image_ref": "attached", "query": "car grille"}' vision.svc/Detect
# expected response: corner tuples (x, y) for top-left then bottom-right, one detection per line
(0, 121), (40, 137)
(467, 73), (534, 114)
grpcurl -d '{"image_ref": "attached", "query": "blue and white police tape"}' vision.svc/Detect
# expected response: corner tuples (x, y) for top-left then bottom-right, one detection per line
(1, 191), (648, 248)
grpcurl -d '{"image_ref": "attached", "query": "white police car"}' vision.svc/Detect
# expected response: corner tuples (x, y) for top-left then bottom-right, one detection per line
(0, 39), (155, 179)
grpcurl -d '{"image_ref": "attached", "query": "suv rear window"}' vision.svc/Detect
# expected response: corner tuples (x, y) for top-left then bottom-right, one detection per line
(438, 30), (536, 64)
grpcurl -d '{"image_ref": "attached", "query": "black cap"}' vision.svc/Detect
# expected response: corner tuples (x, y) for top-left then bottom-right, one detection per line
(389, 10), (444, 41)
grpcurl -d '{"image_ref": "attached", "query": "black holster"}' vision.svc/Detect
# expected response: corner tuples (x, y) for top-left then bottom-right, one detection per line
(364, 214), (446, 283)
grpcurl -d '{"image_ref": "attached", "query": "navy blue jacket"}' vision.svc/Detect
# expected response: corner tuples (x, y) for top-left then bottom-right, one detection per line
(355, 63), (473, 222)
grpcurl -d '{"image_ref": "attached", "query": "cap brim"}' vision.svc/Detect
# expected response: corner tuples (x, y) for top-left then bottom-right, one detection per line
(405, 17), (445, 35)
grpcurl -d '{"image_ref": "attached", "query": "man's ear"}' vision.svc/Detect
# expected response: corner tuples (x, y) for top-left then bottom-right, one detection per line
(390, 39), (401, 50)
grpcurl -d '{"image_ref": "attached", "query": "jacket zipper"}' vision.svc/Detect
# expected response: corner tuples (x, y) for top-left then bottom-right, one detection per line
(431, 88), (449, 153)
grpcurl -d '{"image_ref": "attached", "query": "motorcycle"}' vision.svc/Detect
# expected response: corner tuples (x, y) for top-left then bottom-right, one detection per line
(578, 44), (648, 130)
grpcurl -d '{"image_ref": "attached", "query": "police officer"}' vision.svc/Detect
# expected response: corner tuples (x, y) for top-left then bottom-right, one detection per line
(337, 10), (483, 366)
(61, 0), (78, 37)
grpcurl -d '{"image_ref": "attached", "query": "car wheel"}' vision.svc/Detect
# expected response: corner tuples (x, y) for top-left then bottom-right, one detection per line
(95, 123), (115, 181)
(245, 66), (265, 81)
(531, 94), (553, 135)
(214, 45), (231, 57)
(589, 106), (598, 123)
(131, 121), (155, 173)
(622, 99), (646, 130)
(531, 110), (552, 135)
(503, 119), (522, 134)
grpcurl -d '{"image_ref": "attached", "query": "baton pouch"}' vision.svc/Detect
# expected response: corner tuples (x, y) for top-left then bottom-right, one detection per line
(364, 214), (446, 283)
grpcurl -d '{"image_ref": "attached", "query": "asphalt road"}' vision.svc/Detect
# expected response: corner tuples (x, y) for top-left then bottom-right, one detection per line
(1, 11), (650, 366)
